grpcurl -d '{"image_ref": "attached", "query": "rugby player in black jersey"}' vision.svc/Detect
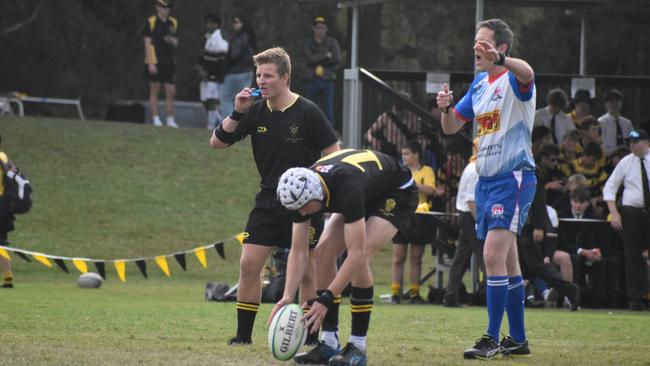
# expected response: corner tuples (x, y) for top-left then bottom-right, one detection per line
(270, 149), (418, 366)
(210, 47), (340, 345)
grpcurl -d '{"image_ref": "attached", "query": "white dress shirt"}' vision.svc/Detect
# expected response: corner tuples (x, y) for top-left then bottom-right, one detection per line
(598, 112), (633, 155)
(456, 161), (479, 212)
(603, 150), (650, 207)
(534, 106), (575, 143)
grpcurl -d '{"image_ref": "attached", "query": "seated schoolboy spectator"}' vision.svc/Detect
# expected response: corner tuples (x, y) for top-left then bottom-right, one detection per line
(557, 187), (618, 307)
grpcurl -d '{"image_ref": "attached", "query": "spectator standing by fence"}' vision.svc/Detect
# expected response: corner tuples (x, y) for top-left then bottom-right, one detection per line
(197, 13), (228, 130)
(598, 89), (633, 156)
(220, 15), (256, 120)
(303, 16), (341, 129)
(143, 0), (178, 128)
(604, 130), (650, 311)
(534, 88), (575, 144)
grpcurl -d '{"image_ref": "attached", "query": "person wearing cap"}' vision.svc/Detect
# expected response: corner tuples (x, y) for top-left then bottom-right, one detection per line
(220, 15), (256, 120)
(303, 16), (341, 129)
(197, 13), (228, 130)
(269, 149), (418, 365)
(142, 0), (179, 128)
(604, 130), (650, 311)
(567, 89), (594, 128)
(598, 89), (633, 155)
(534, 88), (575, 144)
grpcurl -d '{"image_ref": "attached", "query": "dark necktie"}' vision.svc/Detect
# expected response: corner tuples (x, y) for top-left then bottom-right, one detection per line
(550, 114), (558, 144)
(640, 156), (650, 210)
(615, 118), (623, 147)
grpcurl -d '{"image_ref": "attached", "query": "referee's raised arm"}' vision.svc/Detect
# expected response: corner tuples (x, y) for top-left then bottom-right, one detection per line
(210, 87), (254, 149)
(437, 83), (465, 134)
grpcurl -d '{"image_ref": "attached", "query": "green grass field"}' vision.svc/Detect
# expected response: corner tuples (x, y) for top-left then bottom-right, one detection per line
(1, 117), (649, 365)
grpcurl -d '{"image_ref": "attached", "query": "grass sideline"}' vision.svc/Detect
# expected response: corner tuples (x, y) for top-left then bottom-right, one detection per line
(1, 117), (649, 365)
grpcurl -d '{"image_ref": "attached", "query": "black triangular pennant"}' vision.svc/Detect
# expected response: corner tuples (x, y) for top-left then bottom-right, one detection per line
(135, 260), (148, 278)
(53, 259), (69, 273)
(15, 252), (32, 262)
(214, 242), (225, 259)
(94, 262), (106, 279)
(174, 253), (186, 271)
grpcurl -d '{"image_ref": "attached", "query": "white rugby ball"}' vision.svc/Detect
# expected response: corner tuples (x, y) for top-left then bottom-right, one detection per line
(78, 272), (103, 289)
(268, 304), (307, 361)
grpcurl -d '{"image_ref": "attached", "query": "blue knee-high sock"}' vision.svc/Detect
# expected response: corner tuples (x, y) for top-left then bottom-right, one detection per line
(486, 276), (509, 340)
(506, 275), (526, 343)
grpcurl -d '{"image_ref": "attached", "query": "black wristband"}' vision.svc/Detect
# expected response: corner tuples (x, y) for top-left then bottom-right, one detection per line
(495, 52), (506, 66)
(314, 289), (335, 308)
(441, 105), (452, 114)
(214, 123), (238, 144)
(229, 110), (244, 121)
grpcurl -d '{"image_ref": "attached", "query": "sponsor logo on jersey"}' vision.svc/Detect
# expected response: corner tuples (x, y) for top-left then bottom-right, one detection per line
(379, 198), (396, 216)
(308, 226), (317, 245)
(491, 204), (504, 218)
(490, 86), (504, 101)
(476, 110), (501, 136)
(315, 165), (333, 173)
(257, 126), (268, 133)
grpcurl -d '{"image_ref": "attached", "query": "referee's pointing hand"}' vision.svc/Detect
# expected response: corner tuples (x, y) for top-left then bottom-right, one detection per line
(234, 88), (255, 113)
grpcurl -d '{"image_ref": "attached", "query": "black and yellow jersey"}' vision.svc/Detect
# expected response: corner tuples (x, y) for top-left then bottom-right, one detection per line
(142, 15), (178, 64)
(0, 152), (8, 196)
(230, 95), (337, 190)
(307, 149), (413, 223)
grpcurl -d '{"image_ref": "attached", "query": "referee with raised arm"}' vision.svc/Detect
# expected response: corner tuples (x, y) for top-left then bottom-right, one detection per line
(604, 130), (650, 311)
(211, 47), (340, 345)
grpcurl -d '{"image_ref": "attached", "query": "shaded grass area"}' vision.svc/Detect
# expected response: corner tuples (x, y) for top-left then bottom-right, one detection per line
(1, 117), (649, 365)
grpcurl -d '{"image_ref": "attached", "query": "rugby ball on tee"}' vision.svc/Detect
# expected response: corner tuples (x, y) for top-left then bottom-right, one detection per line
(268, 303), (307, 361)
(78, 272), (103, 289)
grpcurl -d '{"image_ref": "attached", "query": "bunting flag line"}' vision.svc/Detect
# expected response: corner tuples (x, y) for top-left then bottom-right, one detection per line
(174, 253), (187, 271)
(73, 259), (89, 274)
(54, 258), (69, 274)
(155, 256), (170, 277)
(135, 260), (148, 278)
(0, 233), (240, 283)
(194, 247), (207, 269)
(0, 247), (9, 260)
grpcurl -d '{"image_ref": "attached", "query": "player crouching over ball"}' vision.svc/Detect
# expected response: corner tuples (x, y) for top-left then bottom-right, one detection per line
(268, 149), (418, 366)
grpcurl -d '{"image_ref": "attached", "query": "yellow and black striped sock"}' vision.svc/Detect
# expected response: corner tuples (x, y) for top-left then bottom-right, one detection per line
(321, 289), (342, 332)
(235, 301), (259, 341)
(390, 282), (401, 297)
(350, 286), (373, 337)
(409, 284), (420, 298)
(3, 271), (12, 285)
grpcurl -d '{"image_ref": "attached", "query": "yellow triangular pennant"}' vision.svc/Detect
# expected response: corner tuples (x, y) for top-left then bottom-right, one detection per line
(235, 232), (248, 245)
(114, 260), (126, 282)
(73, 259), (88, 273)
(194, 247), (207, 269)
(0, 247), (10, 260)
(33, 253), (52, 267)
(155, 256), (170, 276)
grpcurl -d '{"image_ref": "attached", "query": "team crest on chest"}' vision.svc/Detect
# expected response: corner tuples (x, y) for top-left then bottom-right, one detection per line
(286, 123), (303, 142)
(490, 86), (503, 101)
(380, 198), (396, 216)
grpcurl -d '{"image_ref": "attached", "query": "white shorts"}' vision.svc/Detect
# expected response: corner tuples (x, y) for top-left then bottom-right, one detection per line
(200, 81), (221, 101)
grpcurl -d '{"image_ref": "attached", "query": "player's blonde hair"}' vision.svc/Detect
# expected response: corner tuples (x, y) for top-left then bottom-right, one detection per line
(254, 47), (292, 77)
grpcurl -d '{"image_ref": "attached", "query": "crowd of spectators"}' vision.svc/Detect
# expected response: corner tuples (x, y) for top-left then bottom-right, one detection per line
(369, 87), (649, 311)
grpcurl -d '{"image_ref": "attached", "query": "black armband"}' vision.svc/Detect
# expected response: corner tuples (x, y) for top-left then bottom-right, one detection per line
(229, 110), (244, 121)
(214, 124), (238, 144)
(314, 289), (335, 308)
(495, 52), (506, 66)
